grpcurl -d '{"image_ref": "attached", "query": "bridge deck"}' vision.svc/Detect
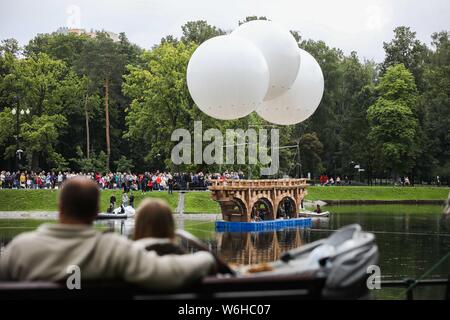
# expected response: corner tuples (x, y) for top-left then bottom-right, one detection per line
(208, 179), (309, 222)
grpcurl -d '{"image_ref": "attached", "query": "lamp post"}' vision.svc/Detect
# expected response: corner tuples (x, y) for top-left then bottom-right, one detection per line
(353, 163), (365, 184)
(10, 97), (30, 171)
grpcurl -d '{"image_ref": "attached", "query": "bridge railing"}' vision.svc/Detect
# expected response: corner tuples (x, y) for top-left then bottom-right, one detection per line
(208, 178), (308, 189)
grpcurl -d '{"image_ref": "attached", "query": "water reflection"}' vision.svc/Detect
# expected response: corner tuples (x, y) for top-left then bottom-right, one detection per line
(93, 218), (323, 265)
(217, 228), (307, 265)
(1, 205), (448, 283)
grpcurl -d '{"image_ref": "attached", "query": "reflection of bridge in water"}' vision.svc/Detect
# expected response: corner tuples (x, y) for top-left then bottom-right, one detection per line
(216, 228), (311, 265)
(209, 179), (308, 222)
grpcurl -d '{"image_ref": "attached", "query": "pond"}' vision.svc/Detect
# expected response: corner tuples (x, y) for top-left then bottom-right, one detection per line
(1, 204), (449, 299)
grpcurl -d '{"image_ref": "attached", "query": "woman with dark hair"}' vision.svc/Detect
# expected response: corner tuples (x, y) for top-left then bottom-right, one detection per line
(134, 199), (185, 256)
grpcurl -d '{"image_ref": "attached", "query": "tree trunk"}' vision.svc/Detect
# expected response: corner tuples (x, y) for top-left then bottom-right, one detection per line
(105, 78), (110, 171)
(84, 93), (90, 159)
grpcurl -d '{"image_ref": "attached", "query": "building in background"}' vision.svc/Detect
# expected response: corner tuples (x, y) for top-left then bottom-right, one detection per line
(56, 27), (119, 42)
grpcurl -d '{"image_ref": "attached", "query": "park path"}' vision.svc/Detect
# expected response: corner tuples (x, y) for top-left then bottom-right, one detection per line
(0, 211), (220, 220)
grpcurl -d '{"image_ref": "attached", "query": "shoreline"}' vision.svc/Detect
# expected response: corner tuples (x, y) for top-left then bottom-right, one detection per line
(321, 199), (445, 205)
(0, 199), (445, 220)
(0, 211), (221, 220)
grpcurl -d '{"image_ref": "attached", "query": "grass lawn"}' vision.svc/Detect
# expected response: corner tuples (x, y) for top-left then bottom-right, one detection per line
(0, 186), (448, 213)
(306, 186), (450, 201)
(183, 192), (220, 213)
(0, 189), (178, 212)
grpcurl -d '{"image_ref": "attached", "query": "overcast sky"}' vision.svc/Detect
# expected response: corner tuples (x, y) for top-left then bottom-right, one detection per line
(1, 0), (449, 62)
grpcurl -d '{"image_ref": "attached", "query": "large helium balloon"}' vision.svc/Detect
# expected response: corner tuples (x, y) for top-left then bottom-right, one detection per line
(232, 20), (300, 101)
(256, 48), (324, 125)
(187, 35), (269, 120)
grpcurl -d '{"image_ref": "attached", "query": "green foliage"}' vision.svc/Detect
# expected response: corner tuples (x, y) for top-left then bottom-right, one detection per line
(181, 21), (225, 44)
(20, 114), (68, 169)
(299, 132), (324, 177)
(367, 64), (419, 177)
(421, 31), (450, 180)
(0, 21), (449, 184)
(114, 155), (134, 173)
(376, 64), (418, 107)
(71, 147), (108, 173)
(0, 108), (14, 146)
(381, 26), (428, 90)
(123, 42), (198, 170)
(0, 38), (21, 56)
(78, 33), (126, 84)
(25, 32), (89, 67)
(367, 99), (418, 174)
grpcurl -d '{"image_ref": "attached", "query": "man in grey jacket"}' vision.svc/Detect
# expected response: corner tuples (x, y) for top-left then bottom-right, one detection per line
(0, 177), (215, 290)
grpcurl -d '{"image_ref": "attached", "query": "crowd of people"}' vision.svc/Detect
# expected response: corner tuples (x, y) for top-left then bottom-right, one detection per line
(0, 170), (245, 191)
(319, 175), (346, 186)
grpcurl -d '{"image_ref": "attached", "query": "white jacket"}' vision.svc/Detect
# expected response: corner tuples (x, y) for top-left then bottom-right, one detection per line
(0, 223), (215, 290)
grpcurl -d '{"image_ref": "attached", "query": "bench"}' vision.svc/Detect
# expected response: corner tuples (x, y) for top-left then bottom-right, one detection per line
(0, 273), (326, 300)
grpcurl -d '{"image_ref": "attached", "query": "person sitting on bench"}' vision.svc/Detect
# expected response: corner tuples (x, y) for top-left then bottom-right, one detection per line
(0, 177), (215, 289)
(315, 204), (322, 213)
(134, 199), (185, 256)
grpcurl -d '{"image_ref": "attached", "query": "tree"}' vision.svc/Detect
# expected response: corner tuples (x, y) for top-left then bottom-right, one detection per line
(377, 62), (418, 106)
(118, 32), (143, 66)
(71, 146), (108, 173)
(420, 31), (450, 182)
(123, 42), (199, 170)
(20, 114), (68, 171)
(0, 53), (74, 169)
(25, 33), (89, 68)
(0, 39), (21, 56)
(114, 155), (134, 172)
(180, 21), (225, 44)
(78, 33), (127, 170)
(339, 53), (377, 182)
(343, 85), (377, 183)
(367, 64), (419, 179)
(160, 35), (178, 45)
(297, 39), (345, 175)
(290, 31), (302, 44)
(298, 133), (324, 178)
(381, 26), (428, 90)
(0, 108), (15, 150)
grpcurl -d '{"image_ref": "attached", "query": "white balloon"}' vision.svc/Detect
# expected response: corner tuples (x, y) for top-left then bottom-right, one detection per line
(232, 20), (300, 101)
(256, 48), (324, 125)
(187, 35), (269, 120)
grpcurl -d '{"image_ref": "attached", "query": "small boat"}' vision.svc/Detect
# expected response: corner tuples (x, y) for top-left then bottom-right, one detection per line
(299, 210), (330, 218)
(96, 205), (136, 220)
